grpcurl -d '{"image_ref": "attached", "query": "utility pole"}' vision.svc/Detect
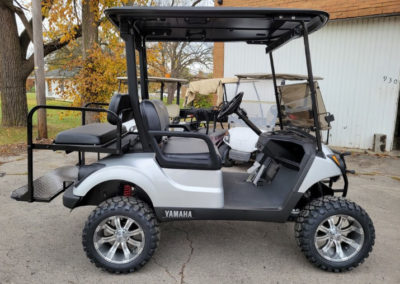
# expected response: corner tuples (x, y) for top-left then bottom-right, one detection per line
(32, 0), (47, 139)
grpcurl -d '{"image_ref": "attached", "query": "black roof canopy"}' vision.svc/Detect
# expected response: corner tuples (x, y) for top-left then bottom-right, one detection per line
(105, 7), (329, 47)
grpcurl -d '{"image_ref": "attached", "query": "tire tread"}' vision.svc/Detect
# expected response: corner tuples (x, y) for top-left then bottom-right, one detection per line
(82, 196), (160, 274)
(294, 196), (375, 272)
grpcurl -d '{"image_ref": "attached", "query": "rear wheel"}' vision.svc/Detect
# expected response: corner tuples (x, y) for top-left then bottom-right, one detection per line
(295, 196), (375, 272)
(82, 196), (160, 274)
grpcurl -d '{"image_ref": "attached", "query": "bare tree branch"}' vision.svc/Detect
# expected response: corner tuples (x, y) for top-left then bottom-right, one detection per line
(2, 0), (34, 42)
(19, 0), (55, 59)
(73, 0), (80, 24)
(192, 0), (202, 6)
(14, 0), (28, 11)
(95, 16), (107, 26)
(23, 25), (82, 78)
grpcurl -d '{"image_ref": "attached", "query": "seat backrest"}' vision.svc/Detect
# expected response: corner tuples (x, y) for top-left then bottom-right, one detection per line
(107, 93), (133, 125)
(140, 99), (170, 143)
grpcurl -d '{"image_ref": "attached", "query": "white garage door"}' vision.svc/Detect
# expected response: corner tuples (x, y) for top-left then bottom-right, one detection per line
(224, 16), (400, 151)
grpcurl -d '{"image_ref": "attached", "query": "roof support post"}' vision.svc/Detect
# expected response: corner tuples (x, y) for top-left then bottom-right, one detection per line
(160, 82), (164, 101)
(137, 37), (149, 100)
(269, 52), (283, 130)
(176, 82), (181, 106)
(121, 25), (151, 151)
(300, 21), (322, 153)
(223, 84), (228, 102)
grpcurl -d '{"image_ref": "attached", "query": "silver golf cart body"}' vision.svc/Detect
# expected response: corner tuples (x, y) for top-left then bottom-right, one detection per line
(10, 6), (374, 273)
(11, 6), (340, 220)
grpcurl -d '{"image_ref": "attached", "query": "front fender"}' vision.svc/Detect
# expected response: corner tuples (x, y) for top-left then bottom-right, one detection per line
(298, 146), (342, 193)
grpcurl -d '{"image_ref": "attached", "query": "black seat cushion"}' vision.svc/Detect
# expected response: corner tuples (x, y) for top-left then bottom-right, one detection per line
(55, 123), (127, 145)
(162, 137), (220, 160)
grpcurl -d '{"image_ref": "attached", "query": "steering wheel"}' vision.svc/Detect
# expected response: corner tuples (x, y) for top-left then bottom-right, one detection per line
(217, 92), (244, 120)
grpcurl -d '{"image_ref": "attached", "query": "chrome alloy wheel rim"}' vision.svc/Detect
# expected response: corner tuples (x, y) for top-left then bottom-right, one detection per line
(314, 215), (364, 262)
(93, 215), (145, 264)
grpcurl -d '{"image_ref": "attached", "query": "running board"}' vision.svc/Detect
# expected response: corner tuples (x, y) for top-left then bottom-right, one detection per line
(11, 166), (78, 202)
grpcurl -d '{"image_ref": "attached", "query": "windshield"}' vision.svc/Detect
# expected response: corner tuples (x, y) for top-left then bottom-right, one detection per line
(225, 80), (278, 130)
(278, 82), (330, 130)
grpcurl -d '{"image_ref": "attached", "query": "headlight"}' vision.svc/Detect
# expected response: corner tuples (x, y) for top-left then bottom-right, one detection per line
(328, 154), (343, 168)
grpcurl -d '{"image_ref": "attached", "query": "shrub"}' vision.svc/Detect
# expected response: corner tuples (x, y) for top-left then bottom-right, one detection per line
(193, 93), (213, 108)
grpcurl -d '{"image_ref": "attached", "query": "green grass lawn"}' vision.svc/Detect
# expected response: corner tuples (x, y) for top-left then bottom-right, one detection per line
(0, 93), (187, 146)
(0, 93), (80, 145)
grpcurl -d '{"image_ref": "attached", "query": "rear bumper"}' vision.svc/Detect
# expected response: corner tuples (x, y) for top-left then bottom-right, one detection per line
(63, 186), (81, 209)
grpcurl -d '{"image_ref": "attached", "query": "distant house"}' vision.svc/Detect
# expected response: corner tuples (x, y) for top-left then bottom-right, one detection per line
(44, 69), (79, 100)
(29, 68), (79, 100)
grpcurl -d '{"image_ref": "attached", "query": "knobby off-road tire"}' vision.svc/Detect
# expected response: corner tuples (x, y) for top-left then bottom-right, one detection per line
(295, 196), (375, 272)
(82, 196), (160, 274)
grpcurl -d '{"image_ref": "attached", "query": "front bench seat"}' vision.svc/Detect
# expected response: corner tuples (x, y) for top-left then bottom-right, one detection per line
(141, 99), (220, 162)
(54, 94), (133, 145)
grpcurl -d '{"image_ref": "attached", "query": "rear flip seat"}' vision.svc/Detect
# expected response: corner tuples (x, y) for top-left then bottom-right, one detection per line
(54, 94), (133, 145)
(55, 123), (127, 145)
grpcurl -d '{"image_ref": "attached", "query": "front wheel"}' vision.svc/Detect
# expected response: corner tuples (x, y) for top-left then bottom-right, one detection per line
(82, 196), (160, 274)
(295, 196), (375, 272)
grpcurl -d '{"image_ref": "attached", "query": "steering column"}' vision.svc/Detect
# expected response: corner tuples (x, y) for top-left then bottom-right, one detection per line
(217, 92), (262, 136)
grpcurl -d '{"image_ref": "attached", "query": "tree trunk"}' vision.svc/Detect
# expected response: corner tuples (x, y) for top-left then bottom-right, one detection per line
(32, 0), (47, 139)
(0, 3), (28, 127)
(82, 0), (100, 124)
(167, 68), (178, 104)
(167, 83), (176, 105)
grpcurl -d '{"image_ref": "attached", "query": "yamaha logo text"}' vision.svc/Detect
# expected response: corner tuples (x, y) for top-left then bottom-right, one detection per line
(164, 210), (193, 218)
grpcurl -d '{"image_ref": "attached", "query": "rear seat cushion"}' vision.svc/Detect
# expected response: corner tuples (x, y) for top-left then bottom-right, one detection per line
(55, 123), (127, 145)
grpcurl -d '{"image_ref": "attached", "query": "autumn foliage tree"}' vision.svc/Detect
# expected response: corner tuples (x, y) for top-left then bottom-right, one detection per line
(55, 0), (147, 123)
(0, 0), (82, 127)
(0, 0), (212, 129)
(54, 0), (212, 110)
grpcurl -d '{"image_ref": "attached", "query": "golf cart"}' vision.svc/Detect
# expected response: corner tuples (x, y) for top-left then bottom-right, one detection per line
(182, 77), (241, 145)
(11, 7), (375, 274)
(220, 73), (329, 166)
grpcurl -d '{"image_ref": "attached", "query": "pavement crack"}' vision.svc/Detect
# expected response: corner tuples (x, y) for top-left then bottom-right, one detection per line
(170, 223), (194, 284)
(152, 258), (179, 283)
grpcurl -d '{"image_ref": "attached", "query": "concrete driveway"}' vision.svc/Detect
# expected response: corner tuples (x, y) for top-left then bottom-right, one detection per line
(0, 151), (399, 283)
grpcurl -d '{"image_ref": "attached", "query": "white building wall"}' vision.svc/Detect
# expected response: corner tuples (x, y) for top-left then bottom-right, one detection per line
(224, 16), (400, 151)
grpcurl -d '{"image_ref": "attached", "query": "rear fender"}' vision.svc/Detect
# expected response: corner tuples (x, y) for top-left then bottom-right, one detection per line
(73, 165), (158, 205)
